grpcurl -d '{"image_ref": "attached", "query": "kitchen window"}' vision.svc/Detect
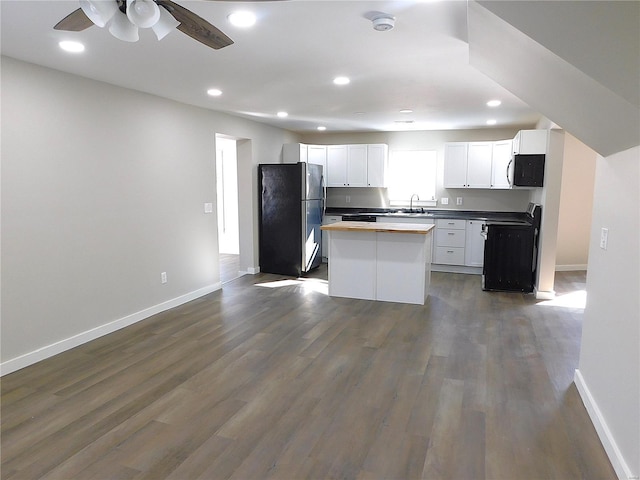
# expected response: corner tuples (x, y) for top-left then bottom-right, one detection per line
(387, 150), (437, 207)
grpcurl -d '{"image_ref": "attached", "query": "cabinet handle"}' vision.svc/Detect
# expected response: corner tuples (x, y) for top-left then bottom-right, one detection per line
(447, 250), (454, 253)
(448, 232), (455, 235)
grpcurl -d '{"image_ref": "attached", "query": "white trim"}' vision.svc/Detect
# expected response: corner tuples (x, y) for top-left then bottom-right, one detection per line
(555, 264), (588, 271)
(245, 266), (260, 274)
(0, 283), (221, 377)
(431, 264), (482, 275)
(574, 369), (637, 480)
(534, 288), (555, 300)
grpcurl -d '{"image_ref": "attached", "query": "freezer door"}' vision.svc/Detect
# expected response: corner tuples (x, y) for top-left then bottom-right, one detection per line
(302, 199), (322, 272)
(304, 163), (324, 200)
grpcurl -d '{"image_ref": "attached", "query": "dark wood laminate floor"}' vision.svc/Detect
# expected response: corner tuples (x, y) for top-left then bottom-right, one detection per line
(1, 268), (615, 479)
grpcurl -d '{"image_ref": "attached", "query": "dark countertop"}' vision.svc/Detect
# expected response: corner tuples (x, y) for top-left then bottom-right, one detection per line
(325, 207), (531, 224)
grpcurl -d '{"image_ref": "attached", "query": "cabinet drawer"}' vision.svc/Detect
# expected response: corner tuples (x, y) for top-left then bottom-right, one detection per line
(434, 246), (465, 265)
(436, 229), (466, 248)
(436, 219), (466, 230)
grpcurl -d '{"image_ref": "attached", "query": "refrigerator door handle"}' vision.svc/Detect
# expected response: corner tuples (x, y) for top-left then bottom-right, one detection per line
(321, 174), (326, 217)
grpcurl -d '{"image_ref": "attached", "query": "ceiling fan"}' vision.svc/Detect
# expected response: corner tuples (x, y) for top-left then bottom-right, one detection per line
(54, 0), (280, 50)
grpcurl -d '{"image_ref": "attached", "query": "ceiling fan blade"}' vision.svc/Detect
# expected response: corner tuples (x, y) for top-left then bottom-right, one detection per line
(54, 8), (94, 31)
(156, 0), (234, 50)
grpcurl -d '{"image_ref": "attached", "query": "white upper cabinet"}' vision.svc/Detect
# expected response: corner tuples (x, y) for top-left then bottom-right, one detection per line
(326, 143), (388, 187)
(283, 143), (308, 163)
(491, 140), (513, 189)
(346, 145), (368, 187)
(445, 139), (518, 189)
(366, 144), (387, 187)
(443, 142), (468, 188)
(513, 130), (548, 154)
(284, 143), (327, 171)
(327, 145), (348, 186)
(307, 144), (327, 171)
(466, 142), (493, 188)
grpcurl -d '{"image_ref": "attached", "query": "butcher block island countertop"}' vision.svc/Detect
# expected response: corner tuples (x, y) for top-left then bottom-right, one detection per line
(321, 221), (435, 235)
(321, 221), (434, 305)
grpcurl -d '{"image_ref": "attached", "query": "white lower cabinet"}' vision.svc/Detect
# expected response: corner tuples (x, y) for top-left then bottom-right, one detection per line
(322, 215), (342, 261)
(464, 220), (484, 267)
(434, 219), (466, 265)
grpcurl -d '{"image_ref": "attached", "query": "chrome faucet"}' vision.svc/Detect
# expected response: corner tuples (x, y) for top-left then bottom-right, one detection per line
(410, 193), (419, 212)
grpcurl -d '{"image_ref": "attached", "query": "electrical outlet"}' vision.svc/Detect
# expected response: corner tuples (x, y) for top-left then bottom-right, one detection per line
(456, 197), (463, 206)
(346, 195), (351, 203)
(441, 197), (449, 205)
(161, 272), (168, 284)
(600, 228), (608, 250)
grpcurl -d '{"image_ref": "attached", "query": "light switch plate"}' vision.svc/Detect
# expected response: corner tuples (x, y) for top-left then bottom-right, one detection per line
(204, 202), (213, 213)
(600, 227), (608, 250)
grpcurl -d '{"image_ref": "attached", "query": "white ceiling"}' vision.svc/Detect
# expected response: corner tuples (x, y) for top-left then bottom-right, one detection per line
(0, 0), (543, 133)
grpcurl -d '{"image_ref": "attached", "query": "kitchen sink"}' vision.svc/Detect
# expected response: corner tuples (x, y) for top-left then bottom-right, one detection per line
(385, 211), (433, 217)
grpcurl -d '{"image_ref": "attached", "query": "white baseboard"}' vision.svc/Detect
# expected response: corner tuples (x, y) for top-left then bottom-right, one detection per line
(574, 369), (637, 480)
(246, 266), (260, 274)
(556, 264), (588, 271)
(534, 289), (555, 300)
(0, 283), (222, 377)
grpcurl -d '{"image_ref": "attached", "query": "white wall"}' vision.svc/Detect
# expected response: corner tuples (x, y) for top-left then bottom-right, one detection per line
(576, 146), (639, 479)
(556, 133), (597, 269)
(1, 57), (296, 372)
(301, 128), (532, 212)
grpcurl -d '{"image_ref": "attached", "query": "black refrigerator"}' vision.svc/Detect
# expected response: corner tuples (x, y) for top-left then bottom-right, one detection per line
(258, 162), (324, 276)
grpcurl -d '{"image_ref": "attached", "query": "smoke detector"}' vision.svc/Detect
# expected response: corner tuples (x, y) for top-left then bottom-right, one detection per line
(372, 14), (395, 32)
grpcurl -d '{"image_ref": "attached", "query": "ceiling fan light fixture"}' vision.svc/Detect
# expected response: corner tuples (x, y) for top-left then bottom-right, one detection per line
(109, 11), (139, 42)
(79, 0), (117, 28)
(126, 0), (161, 28)
(152, 6), (180, 40)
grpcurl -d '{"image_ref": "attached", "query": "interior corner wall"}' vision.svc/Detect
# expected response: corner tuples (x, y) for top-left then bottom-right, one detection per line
(1, 56), (296, 372)
(555, 133), (597, 269)
(577, 145), (640, 479)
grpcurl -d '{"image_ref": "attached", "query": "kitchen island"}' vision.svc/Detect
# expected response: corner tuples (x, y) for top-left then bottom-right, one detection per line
(321, 221), (434, 305)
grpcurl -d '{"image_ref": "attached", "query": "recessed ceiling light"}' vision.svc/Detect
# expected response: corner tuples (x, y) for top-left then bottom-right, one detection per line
(277, 111), (288, 118)
(486, 119), (497, 125)
(228, 11), (256, 27)
(487, 100), (502, 107)
(333, 76), (350, 86)
(317, 126), (327, 131)
(59, 40), (85, 53)
(207, 88), (222, 97)
(399, 109), (413, 114)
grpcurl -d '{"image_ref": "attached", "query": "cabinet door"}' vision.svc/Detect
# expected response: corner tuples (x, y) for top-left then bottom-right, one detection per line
(466, 142), (493, 188)
(444, 143), (468, 188)
(491, 140), (512, 189)
(321, 215), (342, 260)
(346, 145), (368, 187)
(307, 145), (327, 171)
(517, 130), (548, 154)
(366, 144), (387, 187)
(283, 143), (307, 163)
(327, 145), (348, 186)
(465, 220), (484, 267)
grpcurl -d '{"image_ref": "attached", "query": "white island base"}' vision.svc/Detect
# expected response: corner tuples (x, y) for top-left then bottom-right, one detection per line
(321, 221), (434, 305)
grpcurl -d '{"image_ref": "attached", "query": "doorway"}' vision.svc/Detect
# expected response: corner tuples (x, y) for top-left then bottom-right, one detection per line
(216, 135), (241, 284)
